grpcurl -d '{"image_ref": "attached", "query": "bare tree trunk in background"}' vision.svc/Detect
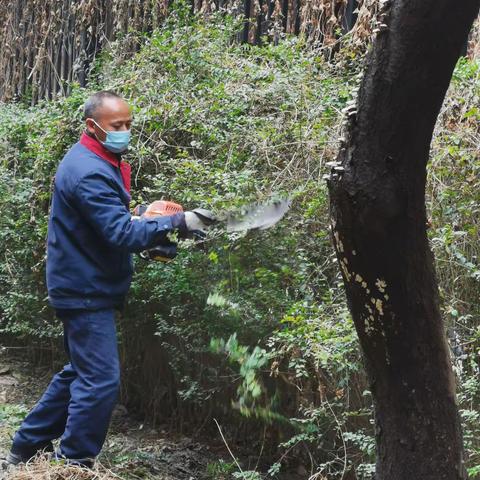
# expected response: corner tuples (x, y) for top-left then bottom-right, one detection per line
(2, 0), (377, 102)
(328, 1), (480, 479)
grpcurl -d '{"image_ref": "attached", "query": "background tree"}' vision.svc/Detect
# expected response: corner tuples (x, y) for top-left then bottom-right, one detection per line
(0, 0), (374, 103)
(329, 1), (480, 479)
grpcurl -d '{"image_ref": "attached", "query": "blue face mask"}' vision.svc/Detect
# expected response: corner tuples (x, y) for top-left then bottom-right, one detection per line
(93, 120), (131, 154)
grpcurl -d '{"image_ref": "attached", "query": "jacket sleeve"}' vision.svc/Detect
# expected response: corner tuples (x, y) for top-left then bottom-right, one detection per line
(73, 172), (186, 252)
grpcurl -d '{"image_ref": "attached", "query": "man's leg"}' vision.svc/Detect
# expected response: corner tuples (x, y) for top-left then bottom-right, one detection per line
(58, 308), (120, 464)
(10, 323), (77, 460)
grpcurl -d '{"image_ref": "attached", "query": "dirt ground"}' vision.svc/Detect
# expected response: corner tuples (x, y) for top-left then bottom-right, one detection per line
(0, 346), (309, 480)
(0, 347), (225, 480)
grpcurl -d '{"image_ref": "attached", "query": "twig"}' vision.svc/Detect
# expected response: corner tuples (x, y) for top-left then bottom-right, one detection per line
(213, 418), (244, 476)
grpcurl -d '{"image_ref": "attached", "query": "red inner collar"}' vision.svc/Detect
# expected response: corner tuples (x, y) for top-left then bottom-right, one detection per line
(80, 132), (131, 193)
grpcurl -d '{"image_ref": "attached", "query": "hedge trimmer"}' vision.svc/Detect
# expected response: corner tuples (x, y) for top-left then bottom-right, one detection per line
(133, 198), (291, 262)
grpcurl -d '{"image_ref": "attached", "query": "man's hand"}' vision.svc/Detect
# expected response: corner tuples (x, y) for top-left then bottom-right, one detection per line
(184, 208), (217, 232)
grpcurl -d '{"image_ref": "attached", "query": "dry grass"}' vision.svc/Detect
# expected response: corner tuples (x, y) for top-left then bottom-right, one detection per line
(5, 455), (122, 480)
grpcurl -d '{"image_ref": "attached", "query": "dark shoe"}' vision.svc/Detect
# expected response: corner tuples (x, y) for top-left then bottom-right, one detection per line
(1, 446), (53, 479)
(5, 451), (22, 466)
(53, 451), (94, 469)
(8, 442), (54, 464)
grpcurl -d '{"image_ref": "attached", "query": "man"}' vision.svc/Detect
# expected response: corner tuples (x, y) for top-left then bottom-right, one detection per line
(2, 91), (209, 469)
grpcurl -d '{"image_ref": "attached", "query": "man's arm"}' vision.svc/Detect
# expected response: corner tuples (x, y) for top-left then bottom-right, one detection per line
(74, 172), (186, 252)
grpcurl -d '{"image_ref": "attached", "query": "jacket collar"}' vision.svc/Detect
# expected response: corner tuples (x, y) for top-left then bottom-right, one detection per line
(80, 132), (131, 194)
(80, 132), (121, 165)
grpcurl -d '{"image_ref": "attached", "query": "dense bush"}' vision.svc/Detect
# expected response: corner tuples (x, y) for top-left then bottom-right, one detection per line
(429, 57), (480, 478)
(0, 6), (478, 478)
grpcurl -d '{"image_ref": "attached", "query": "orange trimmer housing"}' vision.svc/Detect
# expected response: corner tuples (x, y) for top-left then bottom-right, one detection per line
(133, 201), (184, 262)
(134, 200), (184, 218)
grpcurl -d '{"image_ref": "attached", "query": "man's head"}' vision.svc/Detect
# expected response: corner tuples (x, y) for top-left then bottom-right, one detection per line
(84, 91), (132, 144)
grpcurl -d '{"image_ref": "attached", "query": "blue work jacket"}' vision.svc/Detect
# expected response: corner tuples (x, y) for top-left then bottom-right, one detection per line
(46, 137), (184, 310)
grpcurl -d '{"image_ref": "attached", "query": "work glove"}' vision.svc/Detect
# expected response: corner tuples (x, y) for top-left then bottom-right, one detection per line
(131, 201), (184, 262)
(184, 208), (217, 232)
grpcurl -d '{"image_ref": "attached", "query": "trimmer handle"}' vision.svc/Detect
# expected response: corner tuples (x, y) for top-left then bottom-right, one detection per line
(133, 201), (184, 262)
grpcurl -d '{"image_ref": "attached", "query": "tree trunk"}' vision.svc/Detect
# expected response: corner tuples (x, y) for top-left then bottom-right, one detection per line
(328, 1), (480, 479)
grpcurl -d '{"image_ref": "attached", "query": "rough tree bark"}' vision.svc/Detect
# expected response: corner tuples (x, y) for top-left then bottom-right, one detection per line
(328, 1), (480, 479)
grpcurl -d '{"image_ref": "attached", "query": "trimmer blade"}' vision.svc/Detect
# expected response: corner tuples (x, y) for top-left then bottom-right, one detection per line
(226, 198), (291, 233)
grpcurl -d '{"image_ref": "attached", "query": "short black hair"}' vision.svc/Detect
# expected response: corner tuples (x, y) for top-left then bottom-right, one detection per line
(84, 91), (123, 120)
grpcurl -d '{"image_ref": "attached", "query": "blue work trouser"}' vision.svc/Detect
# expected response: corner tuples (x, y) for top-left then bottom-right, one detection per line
(11, 308), (120, 462)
